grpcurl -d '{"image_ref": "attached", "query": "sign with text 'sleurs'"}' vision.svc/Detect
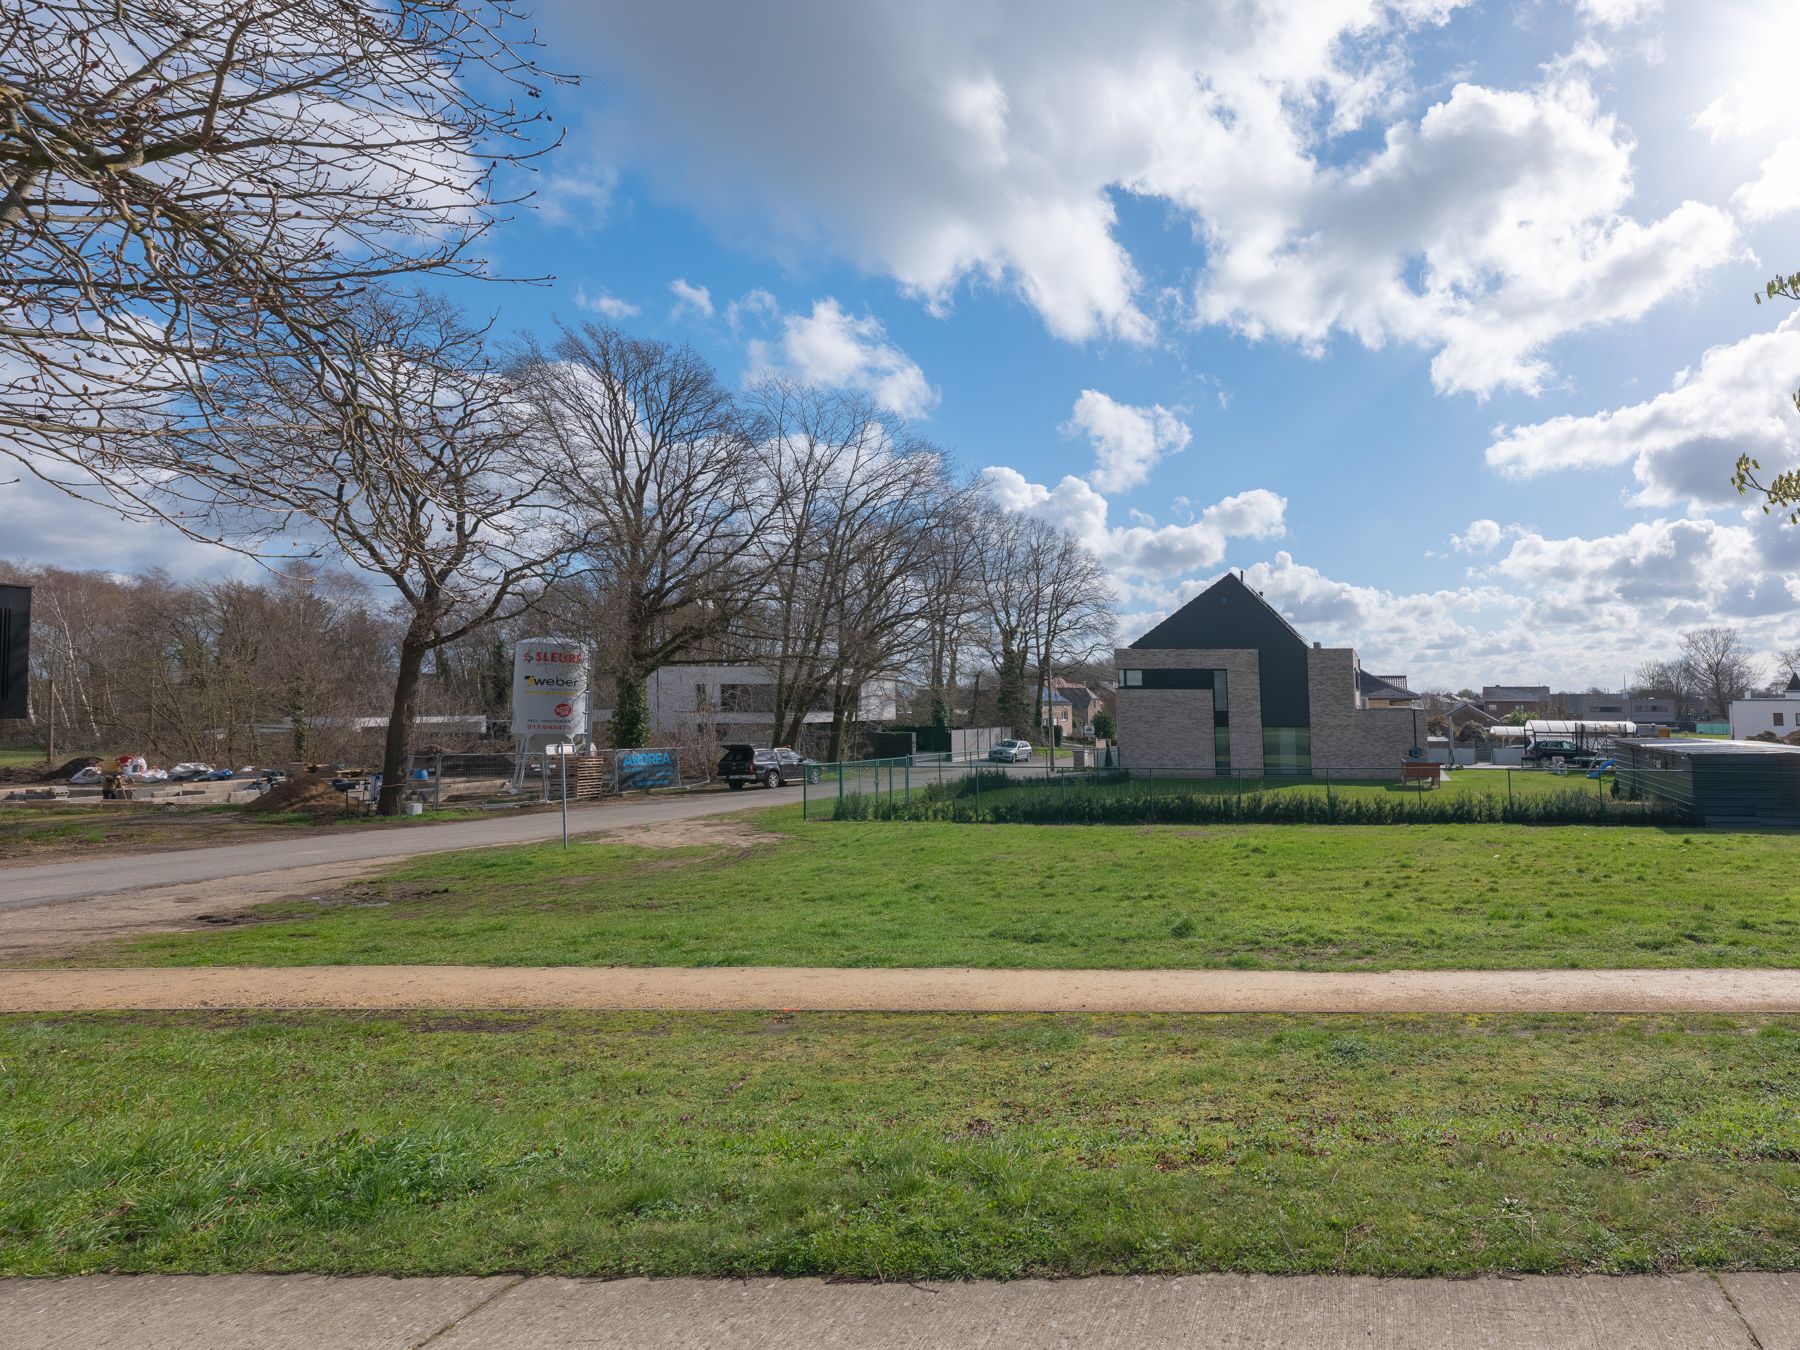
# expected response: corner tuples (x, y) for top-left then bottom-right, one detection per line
(512, 638), (589, 740)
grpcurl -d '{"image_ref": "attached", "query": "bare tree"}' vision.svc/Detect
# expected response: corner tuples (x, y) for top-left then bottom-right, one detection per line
(512, 325), (759, 747)
(196, 295), (574, 812)
(742, 381), (943, 753)
(914, 484), (986, 729)
(975, 510), (1039, 735)
(1, 0), (564, 535)
(1777, 646), (1800, 681)
(1028, 526), (1116, 731)
(1677, 627), (1760, 720)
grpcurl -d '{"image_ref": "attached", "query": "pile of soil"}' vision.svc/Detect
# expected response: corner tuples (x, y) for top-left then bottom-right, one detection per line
(0, 755), (98, 785)
(247, 773), (355, 816)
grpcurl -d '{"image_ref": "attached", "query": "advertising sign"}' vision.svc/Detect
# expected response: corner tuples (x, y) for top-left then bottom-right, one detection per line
(616, 748), (679, 791)
(512, 638), (589, 740)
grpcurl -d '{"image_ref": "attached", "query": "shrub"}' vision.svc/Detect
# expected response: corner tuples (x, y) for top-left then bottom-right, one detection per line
(831, 776), (1687, 827)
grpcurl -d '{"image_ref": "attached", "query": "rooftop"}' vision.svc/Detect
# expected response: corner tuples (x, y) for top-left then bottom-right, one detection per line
(1619, 738), (1800, 757)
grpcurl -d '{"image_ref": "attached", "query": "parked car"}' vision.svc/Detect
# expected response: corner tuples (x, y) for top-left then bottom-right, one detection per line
(1523, 737), (1598, 767)
(718, 744), (822, 789)
(988, 738), (1034, 763)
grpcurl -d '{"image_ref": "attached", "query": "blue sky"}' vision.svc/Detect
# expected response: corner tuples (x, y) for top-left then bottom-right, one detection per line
(17, 0), (1800, 690)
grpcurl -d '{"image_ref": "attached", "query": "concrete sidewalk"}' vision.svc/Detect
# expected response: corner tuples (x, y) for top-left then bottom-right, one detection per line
(4, 1272), (1796, 1348)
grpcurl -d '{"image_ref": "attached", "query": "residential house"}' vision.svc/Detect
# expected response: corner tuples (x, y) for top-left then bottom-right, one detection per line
(1356, 671), (1420, 709)
(1422, 693), (1499, 726)
(1114, 572), (1425, 777)
(1481, 685), (1551, 717)
(1050, 677), (1106, 733)
(593, 661), (900, 744)
(1730, 674), (1800, 741)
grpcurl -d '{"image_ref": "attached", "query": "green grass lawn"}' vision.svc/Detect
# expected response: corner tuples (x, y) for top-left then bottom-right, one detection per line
(0, 746), (53, 769)
(3, 1010), (1796, 1277)
(96, 808), (1800, 970)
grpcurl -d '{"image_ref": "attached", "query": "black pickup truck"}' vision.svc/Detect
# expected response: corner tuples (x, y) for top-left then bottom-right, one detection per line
(718, 744), (823, 789)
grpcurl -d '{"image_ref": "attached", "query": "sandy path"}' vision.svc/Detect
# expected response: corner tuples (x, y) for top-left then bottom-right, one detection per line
(5, 965), (1800, 1013)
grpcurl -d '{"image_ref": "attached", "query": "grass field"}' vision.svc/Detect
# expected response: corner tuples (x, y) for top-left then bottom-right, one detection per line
(3, 1010), (1796, 1278)
(97, 808), (1800, 971)
(0, 745), (50, 768)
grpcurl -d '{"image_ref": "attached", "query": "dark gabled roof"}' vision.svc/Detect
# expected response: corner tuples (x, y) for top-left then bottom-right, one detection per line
(1131, 572), (1308, 651)
(1356, 669), (1419, 703)
(1482, 685), (1550, 700)
(1787, 673), (1800, 693)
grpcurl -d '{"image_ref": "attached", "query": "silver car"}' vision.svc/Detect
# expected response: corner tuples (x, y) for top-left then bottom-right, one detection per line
(988, 738), (1033, 763)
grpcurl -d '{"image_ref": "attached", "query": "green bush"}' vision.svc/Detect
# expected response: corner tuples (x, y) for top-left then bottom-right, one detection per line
(833, 777), (1686, 827)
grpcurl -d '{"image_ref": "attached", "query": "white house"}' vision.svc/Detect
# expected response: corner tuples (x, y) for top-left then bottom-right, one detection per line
(592, 661), (900, 743)
(1730, 674), (1800, 741)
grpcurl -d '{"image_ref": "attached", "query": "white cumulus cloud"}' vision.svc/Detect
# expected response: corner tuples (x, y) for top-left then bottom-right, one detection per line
(746, 298), (937, 418)
(1063, 389), (1191, 493)
(668, 277), (714, 319)
(980, 465), (1284, 579)
(1733, 138), (1800, 223)
(574, 285), (640, 320)
(1485, 310), (1800, 507)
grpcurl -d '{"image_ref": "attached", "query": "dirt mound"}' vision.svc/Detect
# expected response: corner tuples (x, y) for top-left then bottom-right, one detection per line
(248, 773), (353, 816)
(0, 755), (98, 785)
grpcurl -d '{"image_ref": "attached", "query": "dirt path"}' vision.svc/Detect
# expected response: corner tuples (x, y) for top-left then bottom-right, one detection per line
(5, 965), (1800, 1013)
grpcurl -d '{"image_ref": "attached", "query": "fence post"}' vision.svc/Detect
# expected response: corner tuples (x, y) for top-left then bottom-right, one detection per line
(1507, 770), (1513, 806)
(904, 759), (910, 802)
(434, 751), (443, 809)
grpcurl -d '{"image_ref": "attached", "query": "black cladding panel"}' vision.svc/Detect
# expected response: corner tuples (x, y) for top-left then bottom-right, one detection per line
(0, 584), (29, 720)
(1130, 573), (1311, 726)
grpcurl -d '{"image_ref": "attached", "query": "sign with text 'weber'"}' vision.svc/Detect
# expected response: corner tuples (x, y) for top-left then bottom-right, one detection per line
(512, 638), (589, 740)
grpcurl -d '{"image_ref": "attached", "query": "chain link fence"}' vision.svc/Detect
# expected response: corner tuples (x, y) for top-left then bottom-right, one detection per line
(802, 755), (1679, 825)
(408, 746), (712, 808)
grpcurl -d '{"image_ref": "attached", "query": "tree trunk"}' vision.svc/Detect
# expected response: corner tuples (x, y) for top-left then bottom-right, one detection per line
(609, 670), (650, 748)
(377, 631), (429, 816)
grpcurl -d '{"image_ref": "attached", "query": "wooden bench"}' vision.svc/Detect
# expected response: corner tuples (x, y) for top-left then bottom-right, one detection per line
(1401, 760), (1442, 786)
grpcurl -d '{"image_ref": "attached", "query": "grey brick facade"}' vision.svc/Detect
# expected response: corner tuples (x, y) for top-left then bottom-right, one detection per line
(1115, 573), (1421, 779)
(1114, 647), (1264, 772)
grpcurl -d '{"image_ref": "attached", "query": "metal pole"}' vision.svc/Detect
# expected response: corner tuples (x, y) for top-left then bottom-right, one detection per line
(559, 748), (569, 850)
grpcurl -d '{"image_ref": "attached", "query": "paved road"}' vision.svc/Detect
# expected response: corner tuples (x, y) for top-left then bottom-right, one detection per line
(3, 1272), (1794, 1349)
(0, 788), (786, 911)
(10, 965), (1800, 1013)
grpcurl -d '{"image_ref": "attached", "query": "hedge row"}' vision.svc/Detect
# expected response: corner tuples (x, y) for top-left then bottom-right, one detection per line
(832, 780), (1687, 827)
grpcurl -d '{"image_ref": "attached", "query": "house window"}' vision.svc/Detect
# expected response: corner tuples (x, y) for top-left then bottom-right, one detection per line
(1262, 726), (1312, 776)
(1121, 669), (1143, 687)
(1777, 712), (1785, 727)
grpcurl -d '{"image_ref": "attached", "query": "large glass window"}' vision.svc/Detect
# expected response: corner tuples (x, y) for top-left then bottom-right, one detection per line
(1262, 726), (1312, 776)
(1213, 723), (1231, 774)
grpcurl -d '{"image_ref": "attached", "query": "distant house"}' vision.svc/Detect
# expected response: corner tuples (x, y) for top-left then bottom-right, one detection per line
(1730, 674), (1800, 741)
(592, 661), (900, 744)
(1356, 671), (1420, 709)
(1114, 572), (1424, 777)
(1481, 685), (1551, 716)
(1422, 693), (1498, 726)
(1051, 677), (1106, 732)
(1563, 691), (1628, 720)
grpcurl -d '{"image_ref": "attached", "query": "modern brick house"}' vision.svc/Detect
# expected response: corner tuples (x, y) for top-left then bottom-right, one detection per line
(1114, 573), (1424, 776)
